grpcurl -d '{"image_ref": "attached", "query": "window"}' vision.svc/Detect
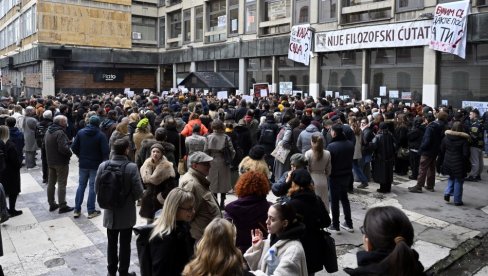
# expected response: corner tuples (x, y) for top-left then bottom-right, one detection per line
(168, 11), (181, 39)
(168, 0), (181, 5)
(229, 0), (239, 35)
(342, 0), (385, 7)
(294, 0), (309, 24)
(264, 0), (291, 21)
(247, 58), (273, 92)
(183, 9), (191, 43)
(319, 0), (337, 22)
(132, 16), (157, 42)
(342, 8), (390, 24)
(195, 5), (203, 41)
(218, 59), (239, 86)
(207, 0), (226, 42)
(159, 16), (165, 47)
(396, 0), (423, 12)
(277, 56), (309, 94)
(320, 51), (363, 99)
(262, 24), (290, 35)
(197, 61), (214, 71)
(245, 0), (257, 33)
(477, 0), (487, 6)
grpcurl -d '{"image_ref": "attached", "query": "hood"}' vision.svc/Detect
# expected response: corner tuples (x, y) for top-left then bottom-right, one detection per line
(81, 124), (100, 136)
(305, 124), (319, 132)
(47, 123), (65, 134)
(445, 129), (469, 140)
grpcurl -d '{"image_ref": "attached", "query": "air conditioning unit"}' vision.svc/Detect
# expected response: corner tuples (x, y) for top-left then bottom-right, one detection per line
(132, 32), (142, 40)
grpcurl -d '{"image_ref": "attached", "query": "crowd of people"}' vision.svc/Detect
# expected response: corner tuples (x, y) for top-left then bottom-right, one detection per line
(0, 90), (483, 275)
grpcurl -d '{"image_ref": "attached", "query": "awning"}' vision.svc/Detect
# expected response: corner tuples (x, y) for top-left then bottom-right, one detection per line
(178, 72), (235, 89)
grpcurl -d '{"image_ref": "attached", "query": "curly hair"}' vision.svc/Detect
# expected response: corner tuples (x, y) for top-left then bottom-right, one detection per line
(235, 171), (270, 198)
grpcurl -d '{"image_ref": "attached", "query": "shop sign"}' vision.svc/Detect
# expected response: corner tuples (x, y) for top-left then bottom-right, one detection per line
(429, 0), (470, 59)
(315, 21), (432, 52)
(289, 24), (312, 65)
(94, 71), (124, 82)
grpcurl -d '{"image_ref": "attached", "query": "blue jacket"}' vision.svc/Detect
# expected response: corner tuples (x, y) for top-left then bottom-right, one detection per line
(419, 120), (445, 157)
(71, 124), (109, 169)
(9, 127), (24, 163)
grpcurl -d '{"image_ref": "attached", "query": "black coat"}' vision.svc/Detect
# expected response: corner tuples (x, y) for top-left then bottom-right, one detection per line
(288, 190), (331, 273)
(371, 130), (396, 184)
(344, 249), (426, 276)
(419, 121), (445, 157)
(148, 221), (195, 276)
(441, 130), (470, 178)
(0, 140), (22, 195)
(326, 135), (354, 179)
(407, 126), (424, 150)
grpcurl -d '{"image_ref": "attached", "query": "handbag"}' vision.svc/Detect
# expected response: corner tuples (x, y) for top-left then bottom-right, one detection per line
(397, 147), (410, 159)
(223, 135), (233, 166)
(271, 141), (290, 164)
(319, 229), (338, 273)
(177, 134), (187, 175)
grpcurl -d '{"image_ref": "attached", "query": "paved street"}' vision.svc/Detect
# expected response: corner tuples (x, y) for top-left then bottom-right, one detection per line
(1, 155), (488, 275)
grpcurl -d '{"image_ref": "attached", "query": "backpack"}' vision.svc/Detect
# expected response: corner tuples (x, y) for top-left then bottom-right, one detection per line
(259, 127), (276, 145)
(96, 161), (130, 210)
(35, 123), (48, 148)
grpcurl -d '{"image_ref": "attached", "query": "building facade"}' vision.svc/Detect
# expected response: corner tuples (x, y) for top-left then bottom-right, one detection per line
(0, 0), (487, 107)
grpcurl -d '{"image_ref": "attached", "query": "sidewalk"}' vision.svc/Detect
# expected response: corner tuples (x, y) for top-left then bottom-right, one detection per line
(1, 156), (488, 275)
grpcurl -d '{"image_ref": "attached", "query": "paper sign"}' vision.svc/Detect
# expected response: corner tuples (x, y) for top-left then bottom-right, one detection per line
(143, 89), (150, 93)
(217, 91), (228, 100)
(162, 91), (168, 96)
(218, 15), (227, 27)
(236, 90), (241, 95)
(334, 92), (340, 98)
(442, 99), (448, 106)
(325, 91), (333, 97)
(127, 91), (134, 98)
(288, 24), (312, 66)
(462, 101), (488, 113)
(203, 89), (209, 95)
(401, 92), (412, 100)
(292, 90), (302, 96)
(279, 82), (293, 95)
(389, 90), (399, 98)
(260, 89), (268, 97)
(377, 98), (381, 106)
(379, 86), (387, 96)
(124, 88), (130, 94)
(242, 95), (253, 103)
(231, 19), (238, 31)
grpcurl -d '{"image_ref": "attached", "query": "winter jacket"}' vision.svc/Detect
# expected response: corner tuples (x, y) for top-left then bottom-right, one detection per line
(441, 130), (470, 178)
(179, 168), (222, 240)
(297, 124), (322, 154)
(224, 195), (271, 253)
(44, 123), (72, 166)
(180, 119), (209, 137)
(244, 223), (308, 276)
(8, 127), (24, 163)
(407, 126), (424, 151)
(419, 121), (445, 157)
(0, 140), (22, 195)
(370, 130), (396, 185)
(326, 135), (354, 178)
(468, 118), (484, 148)
(98, 154), (144, 230)
(72, 124), (110, 170)
(23, 115), (38, 151)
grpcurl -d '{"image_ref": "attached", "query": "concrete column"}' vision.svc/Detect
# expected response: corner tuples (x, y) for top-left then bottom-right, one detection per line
(41, 60), (55, 96)
(172, 63), (177, 88)
(310, 0), (319, 23)
(361, 49), (370, 101)
(272, 56), (278, 94)
(239, 58), (247, 94)
(157, 66), (161, 93)
(309, 54), (319, 99)
(190, 62), (196, 72)
(422, 46), (438, 107)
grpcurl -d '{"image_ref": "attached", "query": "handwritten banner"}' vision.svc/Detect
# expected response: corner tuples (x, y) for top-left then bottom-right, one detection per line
(288, 24), (312, 65)
(315, 21), (432, 52)
(429, 0), (470, 59)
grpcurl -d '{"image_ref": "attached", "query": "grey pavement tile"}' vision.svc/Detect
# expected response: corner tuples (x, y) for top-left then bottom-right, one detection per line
(416, 227), (464, 249)
(62, 245), (107, 276)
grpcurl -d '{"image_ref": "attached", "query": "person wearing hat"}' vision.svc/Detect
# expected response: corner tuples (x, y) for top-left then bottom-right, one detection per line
(133, 117), (154, 160)
(287, 168), (331, 274)
(326, 124), (354, 233)
(238, 145), (271, 179)
(71, 115), (110, 219)
(179, 151), (222, 241)
(370, 122), (396, 193)
(271, 153), (308, 197)
(139, 143), (176, 223)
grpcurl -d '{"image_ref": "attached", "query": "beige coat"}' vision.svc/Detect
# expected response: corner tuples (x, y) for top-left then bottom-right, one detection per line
(133, 129), (153, 158)
(204, 132), (235, 193)
(140, 156), (175, 185)
(305, 149), (331, 210)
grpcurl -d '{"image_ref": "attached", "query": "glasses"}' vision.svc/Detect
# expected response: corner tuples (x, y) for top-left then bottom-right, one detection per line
(360, 226), (366, 235)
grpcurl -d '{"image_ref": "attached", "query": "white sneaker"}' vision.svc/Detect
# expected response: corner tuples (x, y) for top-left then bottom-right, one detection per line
(340, 223), (354, 233)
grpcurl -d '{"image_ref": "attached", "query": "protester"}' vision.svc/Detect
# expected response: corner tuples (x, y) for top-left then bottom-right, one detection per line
(370, 122), (396, 193)
(465, 109), (484, 181)
(304, 134), (331, 208)
(0, 125), (22, 217)
(224, 171), (271, 253)
(344, 206), (426, 276)
(238, 145), (271, 179)
(35, 111), (53, 183)
(23, 106), (39, 169)
(182, 218), (252, 276)
(149, 188), (195, 276)
(140, 143), (177, 223)
(96, 139), (144, 276)
(245, 203), (308, 276)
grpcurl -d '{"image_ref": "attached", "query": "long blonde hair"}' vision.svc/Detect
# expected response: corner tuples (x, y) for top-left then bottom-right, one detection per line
(150, 188), (194, 240)
(0, 125), (9, 143)
(182, 218), (245, 276)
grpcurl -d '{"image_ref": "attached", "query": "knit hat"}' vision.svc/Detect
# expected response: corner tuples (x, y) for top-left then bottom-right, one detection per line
(290, 153), (308, 168)
(150, 143), (164, 152)
(89, 115), (101, 127)
(291, 168), (312, 188)
(249, 145), (265, 160)
(137, 118), (149, 129)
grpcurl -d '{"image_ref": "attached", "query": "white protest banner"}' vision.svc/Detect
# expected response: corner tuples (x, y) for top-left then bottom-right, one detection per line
(379, 86), (387, 96)
(325, 91), (333, 97)
(127, 91), (134, 98)
(462, 101), (488, 113)
(288, 24), (312, 65)
(334, 92), (340, 98)
(279, 82), (293, 95)
(389, 90), (399, 98)
(242, 95), (253, 103)
(217, 91), (228, 100)
(236, 90), (241, 95)
(203, 89), (209, 95)
(315, 21), (432, 52)
(124, 88), (130, 94)
(429, 0), (470, 59)
(401, 92), (412, 100)
(292, 90), (302, 96)
(442, 99), (448, 106)
(260, 89), (268, 97)
(162, 91), (169, 96)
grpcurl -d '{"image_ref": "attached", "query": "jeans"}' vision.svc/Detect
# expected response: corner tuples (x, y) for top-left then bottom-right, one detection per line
(352, 159), (368, 184)
(445, 177), (464, 204)
(75, 168), (97, 213)
(47, 165), (69, 207)
(107, 228), (132, 276)
(329, 176), (353, 228)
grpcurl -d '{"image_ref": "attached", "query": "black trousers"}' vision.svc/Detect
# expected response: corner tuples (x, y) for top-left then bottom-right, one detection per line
(107, 228), (132, 276)
(41, 146), (48, 181)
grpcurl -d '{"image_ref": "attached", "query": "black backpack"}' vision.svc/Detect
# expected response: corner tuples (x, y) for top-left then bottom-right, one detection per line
(35, 123), (48, 148)
(96, 161), (130, 210)
(259, 127), (276, 145)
